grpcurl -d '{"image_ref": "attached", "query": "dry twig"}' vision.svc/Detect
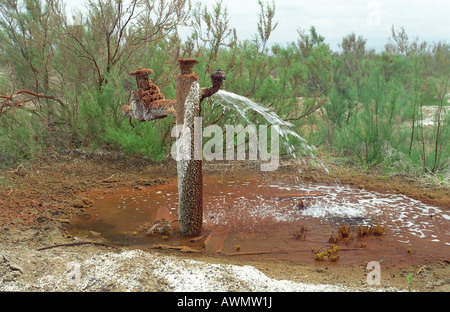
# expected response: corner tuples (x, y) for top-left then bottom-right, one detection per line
(0, 89), (65, 116)
(37, 241), (118, 251)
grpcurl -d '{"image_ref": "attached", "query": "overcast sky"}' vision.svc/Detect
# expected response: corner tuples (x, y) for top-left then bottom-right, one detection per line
(65, 0), (450, 52)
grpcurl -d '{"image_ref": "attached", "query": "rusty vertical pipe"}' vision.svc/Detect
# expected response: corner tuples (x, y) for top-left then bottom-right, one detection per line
(124, 61), (225, 236)
(175, 59), (203, 236)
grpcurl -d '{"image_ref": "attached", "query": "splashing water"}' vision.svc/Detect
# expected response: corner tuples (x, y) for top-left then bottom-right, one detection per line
(211, 90), (316, 160)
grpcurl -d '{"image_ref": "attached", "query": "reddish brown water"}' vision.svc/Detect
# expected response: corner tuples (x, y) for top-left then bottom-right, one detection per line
(67, 175), (450, 266)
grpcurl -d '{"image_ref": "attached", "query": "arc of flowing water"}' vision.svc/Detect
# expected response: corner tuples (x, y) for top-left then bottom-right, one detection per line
(211, 90), (317, 160)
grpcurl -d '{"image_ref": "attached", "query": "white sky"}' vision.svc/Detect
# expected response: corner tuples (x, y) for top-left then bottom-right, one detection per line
(65, 0), (450, 51)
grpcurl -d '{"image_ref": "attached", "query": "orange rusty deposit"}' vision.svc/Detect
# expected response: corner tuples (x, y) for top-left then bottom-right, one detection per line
(66, 174), (450, 267)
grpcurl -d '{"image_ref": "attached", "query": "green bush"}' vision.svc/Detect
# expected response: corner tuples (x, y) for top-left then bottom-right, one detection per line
(0, 1), (448, 178)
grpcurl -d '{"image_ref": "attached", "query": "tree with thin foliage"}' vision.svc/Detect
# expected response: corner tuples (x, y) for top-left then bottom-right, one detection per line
(51, 0), (191, 90)
(255, 0), (278, 54)
(191, 0), (237, 62)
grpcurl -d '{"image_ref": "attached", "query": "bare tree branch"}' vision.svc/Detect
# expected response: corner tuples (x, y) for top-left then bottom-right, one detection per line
(0, 89), (65, 116)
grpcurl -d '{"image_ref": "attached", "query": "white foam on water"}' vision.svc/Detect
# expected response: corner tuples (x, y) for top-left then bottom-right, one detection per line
(212, 90), (316, 159)
(205, 180), (449, 246)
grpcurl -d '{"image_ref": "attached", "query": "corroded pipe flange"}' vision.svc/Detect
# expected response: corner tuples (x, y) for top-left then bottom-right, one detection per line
(122, 67), (175, 121)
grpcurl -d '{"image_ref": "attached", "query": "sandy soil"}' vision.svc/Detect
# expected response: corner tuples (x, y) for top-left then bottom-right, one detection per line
(0, 151), (449, 292)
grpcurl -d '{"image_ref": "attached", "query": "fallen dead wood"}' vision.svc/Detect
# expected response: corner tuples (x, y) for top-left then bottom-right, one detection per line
(226, 250), (304, 256)
(227, 250), (290, 256)
(226, 247), (366, 256)
(150, 244), (201, 253)
(37, 241), (118, 251)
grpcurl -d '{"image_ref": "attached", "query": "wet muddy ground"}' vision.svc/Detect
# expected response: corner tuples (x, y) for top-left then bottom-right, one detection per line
(68, 175), (449, 266)
(1, 152), (449, 291)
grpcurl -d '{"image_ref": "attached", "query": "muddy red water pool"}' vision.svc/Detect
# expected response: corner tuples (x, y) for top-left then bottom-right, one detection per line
(67, 175), (450, 266)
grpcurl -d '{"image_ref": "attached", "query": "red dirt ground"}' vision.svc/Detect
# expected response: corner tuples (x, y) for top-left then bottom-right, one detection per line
(1, 153), (449, 291)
